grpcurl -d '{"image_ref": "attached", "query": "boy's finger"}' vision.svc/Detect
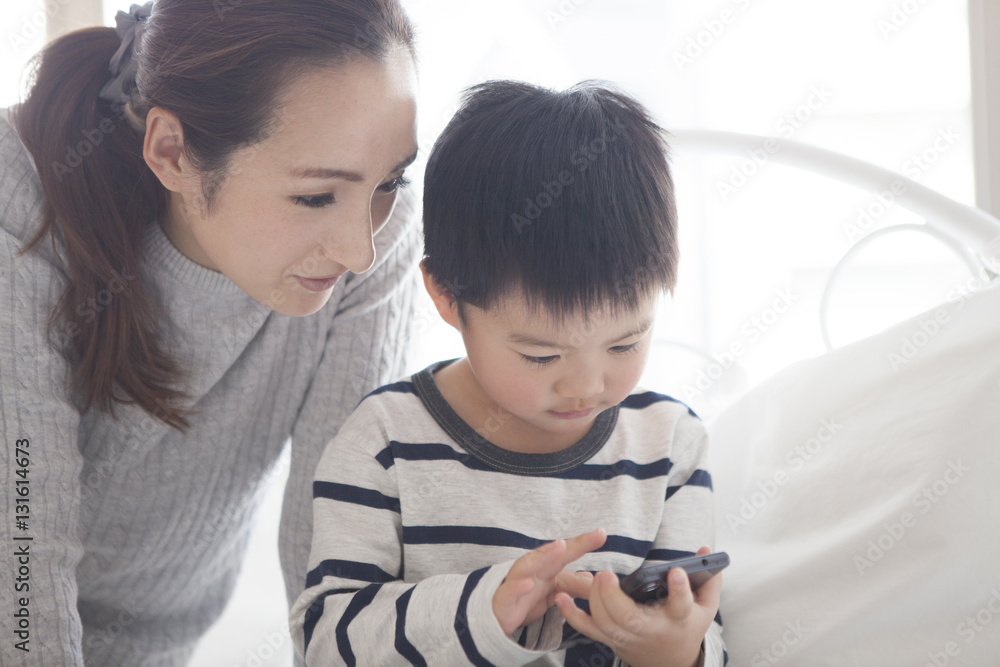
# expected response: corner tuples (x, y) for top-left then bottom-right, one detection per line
(586, 571), (638, 645)
(559, 528), (607, 567)
(663, 567), (695, 620)
(688, 545), (722, 609)
(693, 569), (723, 609)
(553, 569), (595, 600)
(532, 529), (606, 581)
(492, 577), (534, 633)
(555, 592), (610, 645)
(510, 538), (567, 580)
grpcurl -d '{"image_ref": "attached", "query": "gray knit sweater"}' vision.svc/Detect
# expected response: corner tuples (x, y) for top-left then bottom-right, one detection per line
(0, 106), (421, 666)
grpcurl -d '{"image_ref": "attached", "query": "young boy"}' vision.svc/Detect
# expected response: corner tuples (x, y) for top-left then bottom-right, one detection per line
(289, 80), (725, 667)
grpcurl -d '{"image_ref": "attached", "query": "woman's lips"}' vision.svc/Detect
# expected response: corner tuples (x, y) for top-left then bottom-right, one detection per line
(294, 274), (343, 292)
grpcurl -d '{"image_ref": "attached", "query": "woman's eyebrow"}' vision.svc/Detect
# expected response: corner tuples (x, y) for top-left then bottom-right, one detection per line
(289, 166), (364, 181)
(394, 150), (419, 171)
(288, 150), (418, 181)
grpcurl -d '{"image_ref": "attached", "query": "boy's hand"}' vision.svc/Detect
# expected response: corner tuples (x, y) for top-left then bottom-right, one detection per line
(555, 545), (721, 667)
(492, 528), (607, 636)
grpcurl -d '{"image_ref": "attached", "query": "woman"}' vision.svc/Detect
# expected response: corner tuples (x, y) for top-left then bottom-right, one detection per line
(1, 1), (419, 664)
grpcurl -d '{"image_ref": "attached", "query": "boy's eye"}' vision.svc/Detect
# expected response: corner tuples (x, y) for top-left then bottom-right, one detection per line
(610, 342), (640, 354)
(293, 194), (335, 209)
(521, 354), (558, 366)
(378, 175), (411, 193)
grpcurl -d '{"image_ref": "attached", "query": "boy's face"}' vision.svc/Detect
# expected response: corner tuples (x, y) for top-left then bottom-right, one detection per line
(426, 271), (658, 450)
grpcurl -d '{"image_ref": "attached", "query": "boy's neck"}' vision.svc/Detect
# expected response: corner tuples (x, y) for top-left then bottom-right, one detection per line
(432, 359), (593, 455)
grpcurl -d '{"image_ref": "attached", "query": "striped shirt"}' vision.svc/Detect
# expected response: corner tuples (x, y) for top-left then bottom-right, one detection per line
(289, 360), (726, 666)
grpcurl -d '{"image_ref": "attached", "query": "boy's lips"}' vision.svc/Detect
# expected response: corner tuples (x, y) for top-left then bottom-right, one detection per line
(548, 407), (595, 419)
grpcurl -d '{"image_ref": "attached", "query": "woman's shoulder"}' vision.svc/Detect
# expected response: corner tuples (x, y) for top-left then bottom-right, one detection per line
(0, 105), (51, 249)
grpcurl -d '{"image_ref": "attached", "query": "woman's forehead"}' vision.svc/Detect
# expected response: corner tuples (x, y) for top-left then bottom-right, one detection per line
(247, 55), (418, 176)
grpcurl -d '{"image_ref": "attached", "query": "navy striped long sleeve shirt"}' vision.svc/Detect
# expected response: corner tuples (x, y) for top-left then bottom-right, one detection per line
(289, 360), (726, 666)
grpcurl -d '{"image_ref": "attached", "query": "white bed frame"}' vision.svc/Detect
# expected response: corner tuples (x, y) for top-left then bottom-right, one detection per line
(672, 129), (1000, 351)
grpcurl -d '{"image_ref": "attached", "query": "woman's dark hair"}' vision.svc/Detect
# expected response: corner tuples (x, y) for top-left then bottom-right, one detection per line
(422, 79), (678, 321)
(12, 0), (415, 430)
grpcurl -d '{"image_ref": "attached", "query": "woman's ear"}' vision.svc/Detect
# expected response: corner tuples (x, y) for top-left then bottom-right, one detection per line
(420, 260), (462, 330)
(143, 106), (193, 195)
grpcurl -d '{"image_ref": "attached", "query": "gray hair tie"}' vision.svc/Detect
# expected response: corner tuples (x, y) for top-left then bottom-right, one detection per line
(98, 1), (155, 105)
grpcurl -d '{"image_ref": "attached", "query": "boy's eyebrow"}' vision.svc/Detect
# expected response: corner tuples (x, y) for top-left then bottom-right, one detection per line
(607, 320), (653, 345)
(508, 319), (654, 348)
(288, 150), (418, 181)
(608, 320), (654, 345)
(507, 332), (560, 347)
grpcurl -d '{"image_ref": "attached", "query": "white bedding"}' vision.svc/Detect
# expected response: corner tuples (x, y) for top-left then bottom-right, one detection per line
(708, 276), (1000, 665)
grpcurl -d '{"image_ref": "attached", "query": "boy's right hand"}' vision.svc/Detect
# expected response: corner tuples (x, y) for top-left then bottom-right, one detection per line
(492, 528), (607, 636)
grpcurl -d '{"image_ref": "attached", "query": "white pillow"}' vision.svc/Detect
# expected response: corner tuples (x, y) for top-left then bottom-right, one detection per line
(707, 277), (1000, 666)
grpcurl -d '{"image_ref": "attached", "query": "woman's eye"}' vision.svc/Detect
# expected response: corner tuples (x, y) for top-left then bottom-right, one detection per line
(294, 194), (334, 209)
(378, 175), (411, 193)
(610, 342), (640, 355)
(522, 354), (558, 366)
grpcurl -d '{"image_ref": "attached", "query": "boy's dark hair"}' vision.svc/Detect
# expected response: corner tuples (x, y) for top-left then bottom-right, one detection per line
(422, 79), (678, 319)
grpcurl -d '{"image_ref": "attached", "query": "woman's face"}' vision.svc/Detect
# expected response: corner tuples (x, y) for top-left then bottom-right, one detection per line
(157, 50), (419, 316)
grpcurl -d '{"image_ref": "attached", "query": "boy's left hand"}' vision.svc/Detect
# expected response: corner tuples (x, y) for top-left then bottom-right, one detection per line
(554, 545), (721, 667)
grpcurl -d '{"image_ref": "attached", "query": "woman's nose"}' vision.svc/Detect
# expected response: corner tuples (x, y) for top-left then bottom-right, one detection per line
(320, 205), (376, 274)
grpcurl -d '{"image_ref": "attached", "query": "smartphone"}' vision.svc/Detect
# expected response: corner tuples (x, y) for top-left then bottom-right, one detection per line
(620, 552), (729, 603)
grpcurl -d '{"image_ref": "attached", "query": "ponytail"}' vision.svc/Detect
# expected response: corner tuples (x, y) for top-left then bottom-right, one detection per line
(13, 27), (192, 430)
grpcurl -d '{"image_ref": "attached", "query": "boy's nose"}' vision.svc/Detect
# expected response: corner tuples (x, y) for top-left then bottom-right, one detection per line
(555, 368), (604, 401)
